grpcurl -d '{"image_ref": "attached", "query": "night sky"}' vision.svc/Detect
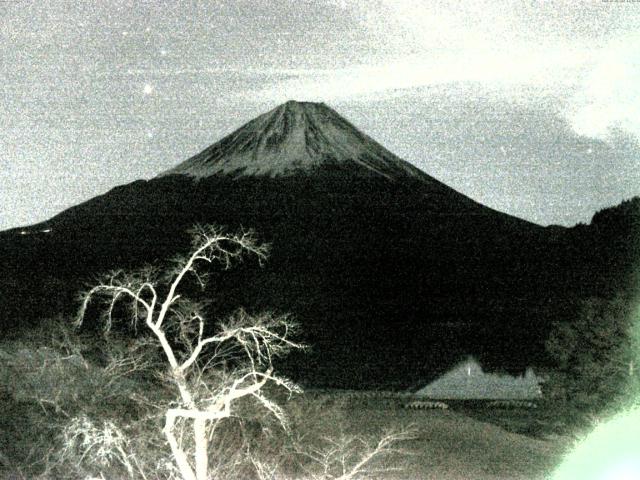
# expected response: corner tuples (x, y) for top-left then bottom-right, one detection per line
(2, 0), (639, 230)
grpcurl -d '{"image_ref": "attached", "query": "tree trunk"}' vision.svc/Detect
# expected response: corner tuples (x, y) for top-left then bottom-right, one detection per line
(164, 411), (196, 480)
(194, 418), (209, 480)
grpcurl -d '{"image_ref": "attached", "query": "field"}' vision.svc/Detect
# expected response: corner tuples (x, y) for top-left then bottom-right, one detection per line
(290, 391), (571, 480)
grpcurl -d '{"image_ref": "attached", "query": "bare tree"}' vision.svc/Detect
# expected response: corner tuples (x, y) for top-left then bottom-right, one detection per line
(76, 225), (304, 480)
(295, 430), (416, 480)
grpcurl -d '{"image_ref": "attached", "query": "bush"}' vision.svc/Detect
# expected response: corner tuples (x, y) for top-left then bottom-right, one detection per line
(544, 295), (639, 415)
(0, 318), (176, 479)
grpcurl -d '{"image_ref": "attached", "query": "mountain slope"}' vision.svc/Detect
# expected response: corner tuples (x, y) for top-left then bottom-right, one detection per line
(161, 100), (430, 181)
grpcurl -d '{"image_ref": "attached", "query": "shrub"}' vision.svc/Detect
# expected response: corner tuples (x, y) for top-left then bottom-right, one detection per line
(545, 295), (639, 415)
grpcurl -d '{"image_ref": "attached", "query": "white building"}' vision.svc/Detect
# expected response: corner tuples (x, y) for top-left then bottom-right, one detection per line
(416, 356), (542, 400)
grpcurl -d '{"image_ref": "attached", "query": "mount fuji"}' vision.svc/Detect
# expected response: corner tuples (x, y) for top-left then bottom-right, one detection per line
(1, 101), (636, 388)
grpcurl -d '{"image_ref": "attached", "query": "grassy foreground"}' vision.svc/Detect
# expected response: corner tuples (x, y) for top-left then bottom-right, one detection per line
(294, 391), (570, 480)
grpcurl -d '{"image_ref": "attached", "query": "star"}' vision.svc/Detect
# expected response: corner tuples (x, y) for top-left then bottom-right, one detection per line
(143, 84), (154, 95)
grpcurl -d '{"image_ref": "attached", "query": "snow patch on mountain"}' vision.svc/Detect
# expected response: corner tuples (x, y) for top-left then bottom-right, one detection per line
(160, 101), (430, 181)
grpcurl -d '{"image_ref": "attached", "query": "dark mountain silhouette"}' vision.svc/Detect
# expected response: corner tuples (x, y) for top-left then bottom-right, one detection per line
(1, 101), (637, 388)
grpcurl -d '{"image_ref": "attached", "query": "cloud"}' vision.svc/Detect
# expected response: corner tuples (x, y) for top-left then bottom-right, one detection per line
(253, 2), (640, 143)
(567, 33), (640, 140)
(254, 43), (590, 103)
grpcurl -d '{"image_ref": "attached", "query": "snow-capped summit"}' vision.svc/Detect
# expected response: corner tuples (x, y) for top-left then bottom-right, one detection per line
(160, 100), (429, 180)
